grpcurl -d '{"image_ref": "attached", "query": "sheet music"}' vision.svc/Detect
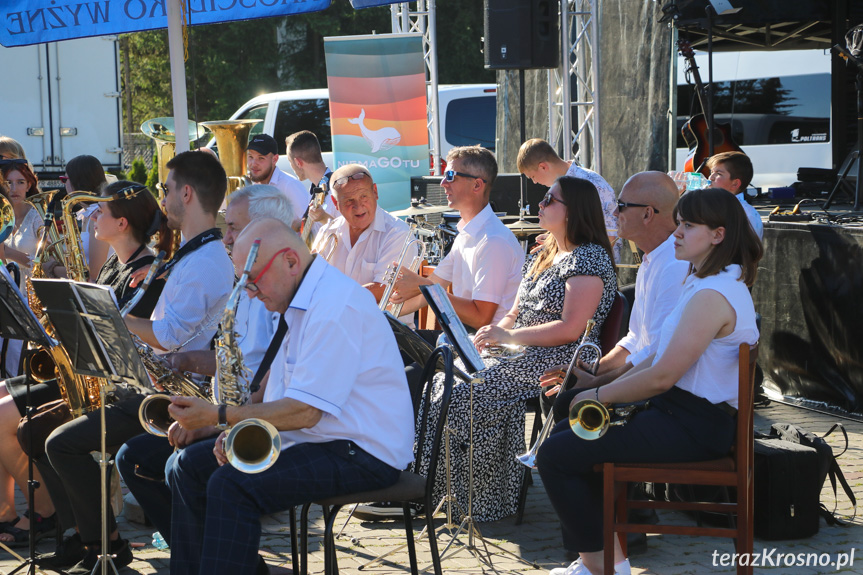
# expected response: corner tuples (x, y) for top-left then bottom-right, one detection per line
(420, 284), (486, 373)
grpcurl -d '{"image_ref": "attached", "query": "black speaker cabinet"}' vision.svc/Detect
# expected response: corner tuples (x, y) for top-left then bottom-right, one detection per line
(410, 174), (548, 223)
(484, 0), (559, 70)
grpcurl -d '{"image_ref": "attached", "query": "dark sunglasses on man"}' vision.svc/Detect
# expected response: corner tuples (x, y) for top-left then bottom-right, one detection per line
(617, 200), (658, 213)
(443, 170), (485, 183)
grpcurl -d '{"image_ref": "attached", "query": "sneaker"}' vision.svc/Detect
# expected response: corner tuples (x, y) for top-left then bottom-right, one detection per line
(66, 538), (134, 574)
(38, 532), (86, 569)
(352, 502), (417, 520)
(549, 558), (631, 575)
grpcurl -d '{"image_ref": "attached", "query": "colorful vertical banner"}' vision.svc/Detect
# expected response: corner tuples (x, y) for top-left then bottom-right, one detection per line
(324, 34), (429, 211)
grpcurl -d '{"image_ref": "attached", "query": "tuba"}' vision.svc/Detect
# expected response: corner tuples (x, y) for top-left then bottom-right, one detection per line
(141, 117), (208, 200)
(201, 120), (261, 196)
(217, 239), (281, 474)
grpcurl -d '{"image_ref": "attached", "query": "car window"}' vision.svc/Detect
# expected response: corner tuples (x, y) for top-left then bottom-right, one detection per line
(273, 99), (332, 155)
(237, 104), (268, 138)
(444, 96), (496, 151)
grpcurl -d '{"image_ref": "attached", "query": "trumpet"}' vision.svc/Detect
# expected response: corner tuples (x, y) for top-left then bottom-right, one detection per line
(568, 400), (646, 440)
(379, 229), (426, 317)
(481, 343), (526, 360)
(314, 231), (339, 262)
(516, 319), (600, 468)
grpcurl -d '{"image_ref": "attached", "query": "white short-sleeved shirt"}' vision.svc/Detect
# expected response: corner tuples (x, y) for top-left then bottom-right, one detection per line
(653, 264), (758, 408)
(151, 238), (234, 352)
(263, 256), (415, 470)
(5, 208), (41, 288)
(269, 167), (309, 228)
(565, 162), (621, 262)
(433, 204), (525, 326)
(617, 236), (689, 366)
(736, 193), (764, 240)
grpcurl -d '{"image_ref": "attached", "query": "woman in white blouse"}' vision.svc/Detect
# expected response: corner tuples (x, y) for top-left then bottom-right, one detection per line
(537, 187), (763, 575)
(0, 161), (42, 287)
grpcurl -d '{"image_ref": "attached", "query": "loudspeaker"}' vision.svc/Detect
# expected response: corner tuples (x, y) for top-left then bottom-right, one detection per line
(484, 0), (559, 70)
(410, 174), (548, 223)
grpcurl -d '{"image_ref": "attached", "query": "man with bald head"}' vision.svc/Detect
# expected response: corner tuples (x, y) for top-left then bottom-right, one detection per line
(312, 164), (416, 311)
(164, 218), (415, 575)
(542, 171), (689, 420)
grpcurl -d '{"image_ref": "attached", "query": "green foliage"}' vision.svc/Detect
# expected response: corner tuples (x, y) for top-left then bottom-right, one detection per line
(107, 167), (127, 180)
(129, 158), (148, 184)
(146, 154), (160, 192)
(120, 1), (493, 131)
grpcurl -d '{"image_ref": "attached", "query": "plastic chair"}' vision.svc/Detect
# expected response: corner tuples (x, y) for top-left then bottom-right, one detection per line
(515, 291), (628, 525)
(298, 345), (456, 575)
(600, 343), (759, 575)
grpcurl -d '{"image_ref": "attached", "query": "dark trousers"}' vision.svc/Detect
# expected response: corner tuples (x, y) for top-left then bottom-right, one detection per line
(115, 433), (176, 544)
(167, 437), (400, 575)
(536, 386), (735, 553)
(41, 395), (145, 542)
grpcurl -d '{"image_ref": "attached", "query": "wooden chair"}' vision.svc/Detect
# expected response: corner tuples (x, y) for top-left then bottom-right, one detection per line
(416, 263), (439, 330)
(298, 345), (456, 575)
(515, 291), (629, 525)
(600, 342), (759, 575)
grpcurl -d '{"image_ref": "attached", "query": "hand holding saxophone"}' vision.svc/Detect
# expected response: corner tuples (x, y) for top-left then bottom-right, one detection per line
(168, 396), (219, 431)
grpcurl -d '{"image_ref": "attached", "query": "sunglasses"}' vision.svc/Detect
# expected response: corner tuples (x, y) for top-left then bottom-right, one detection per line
(332, 172), (370, 189)
(617, 200), (658, 213)
(59, 175), (69, 183)
(539, 191), (567, 207)
(245, 247), (290, 293)
(443, 170), (485, 183)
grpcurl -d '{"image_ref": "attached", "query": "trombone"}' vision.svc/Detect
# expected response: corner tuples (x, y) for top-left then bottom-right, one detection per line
(516, 319), (600, 468)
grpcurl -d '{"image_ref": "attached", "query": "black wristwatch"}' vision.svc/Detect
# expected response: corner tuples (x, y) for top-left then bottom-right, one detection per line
(217, 404), (228, 430)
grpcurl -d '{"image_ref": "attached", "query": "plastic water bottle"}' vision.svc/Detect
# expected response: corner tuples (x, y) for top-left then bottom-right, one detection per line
(152, 532), (169, 550)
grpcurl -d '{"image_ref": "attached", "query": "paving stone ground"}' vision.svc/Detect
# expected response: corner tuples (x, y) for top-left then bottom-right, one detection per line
(1, 401), (860, 575)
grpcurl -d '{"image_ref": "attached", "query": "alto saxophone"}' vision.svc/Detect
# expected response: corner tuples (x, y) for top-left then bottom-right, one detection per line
(217, 239), (281, 474)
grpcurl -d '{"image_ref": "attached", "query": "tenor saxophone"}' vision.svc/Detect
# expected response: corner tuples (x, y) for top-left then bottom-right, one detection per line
(218, 239), (281, 474)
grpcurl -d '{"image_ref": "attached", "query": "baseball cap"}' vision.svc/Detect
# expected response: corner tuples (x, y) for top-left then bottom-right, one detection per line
(247, 134), (278, 156)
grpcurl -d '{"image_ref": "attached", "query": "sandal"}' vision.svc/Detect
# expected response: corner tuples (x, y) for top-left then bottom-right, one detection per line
(0, 512), (57, 548)
(25, 510), (57, 541)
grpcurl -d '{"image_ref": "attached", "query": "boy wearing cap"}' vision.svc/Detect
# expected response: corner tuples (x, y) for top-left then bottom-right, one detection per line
(246, 133), (307, 229)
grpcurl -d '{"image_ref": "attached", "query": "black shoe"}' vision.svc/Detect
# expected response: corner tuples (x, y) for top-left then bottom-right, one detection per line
(353, 502), (419, 520)
(39, 532), (86, 569)
(66, 538), (133, 574)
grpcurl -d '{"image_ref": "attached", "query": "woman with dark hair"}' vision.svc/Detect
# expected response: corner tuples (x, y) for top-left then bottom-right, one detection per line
(0, 180), (169, 550)
(0, 161), (41, 286)
(414, 176), (618, 522)
(538, 187), (763, 575)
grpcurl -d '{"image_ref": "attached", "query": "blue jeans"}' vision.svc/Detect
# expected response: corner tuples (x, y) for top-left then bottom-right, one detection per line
(536, 386), (735, 553)
(115, 433), (175, 544)
(167, 437), (400, 575)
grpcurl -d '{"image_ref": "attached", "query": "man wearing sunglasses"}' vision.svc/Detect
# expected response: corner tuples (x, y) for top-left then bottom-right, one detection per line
(163, 217), (415, 575)
(517, 138), (621, 261)
(390, 145), (524, 330)
(311, 165), (416, 322)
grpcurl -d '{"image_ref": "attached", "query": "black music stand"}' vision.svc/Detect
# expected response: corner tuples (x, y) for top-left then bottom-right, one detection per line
(419, 284), (484, 373)
(0, 269), (55, 575)
(31, 279), (148, 575)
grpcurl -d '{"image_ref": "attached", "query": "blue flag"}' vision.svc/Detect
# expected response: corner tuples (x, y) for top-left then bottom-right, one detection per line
(0, 0), (331, 47)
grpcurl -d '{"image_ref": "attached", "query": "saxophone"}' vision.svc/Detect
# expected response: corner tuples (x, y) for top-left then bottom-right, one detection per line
(218, 239), (282, 474)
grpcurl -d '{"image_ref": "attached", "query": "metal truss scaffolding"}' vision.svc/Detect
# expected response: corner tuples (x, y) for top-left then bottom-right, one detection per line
(548, 0), (601, 173)
(392, 1), (442, 176)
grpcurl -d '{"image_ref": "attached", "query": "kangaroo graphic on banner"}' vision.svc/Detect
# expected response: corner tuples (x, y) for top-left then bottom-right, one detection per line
(349, 109), (402, 153)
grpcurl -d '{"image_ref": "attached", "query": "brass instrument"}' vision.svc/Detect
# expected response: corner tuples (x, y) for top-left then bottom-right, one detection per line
(201, 120), (261, 195)
(482, 343), (527, 360)
(568, 400), (645, 441)
(517, 319), (599, 468)
(26, 191), (65, 262)
(217, 239), (282, 474)
(379, 228), (426, 317)
(300, 185), (327, 249)
(141, 117), (208, 200)
(0, 194), (15, 243)
(314, 231), (339, 262)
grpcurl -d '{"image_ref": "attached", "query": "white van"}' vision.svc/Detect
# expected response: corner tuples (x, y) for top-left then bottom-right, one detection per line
(674, 49), (831, 192)
(215, 83), (496, 184)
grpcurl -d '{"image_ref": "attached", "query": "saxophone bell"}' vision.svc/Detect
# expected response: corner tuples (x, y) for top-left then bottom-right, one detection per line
(138, 394), (175, 437)
(223, 418), (282, 474)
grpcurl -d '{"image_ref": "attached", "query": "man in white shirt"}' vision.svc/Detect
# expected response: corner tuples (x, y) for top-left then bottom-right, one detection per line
(517, 138), (621, 261)
(164, 218), (415, 575)
(285, 130), (338, 239)
(392, 145), (524, 330)
(312, 164), (416, 313)
(246, 133), (307, 231)
(542, 171), (688, 420)
(115, 183), (291, 548)
(706, 151), (764, 239)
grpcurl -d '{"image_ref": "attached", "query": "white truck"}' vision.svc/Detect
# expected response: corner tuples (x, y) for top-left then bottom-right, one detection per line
(0, 36), (123, 178)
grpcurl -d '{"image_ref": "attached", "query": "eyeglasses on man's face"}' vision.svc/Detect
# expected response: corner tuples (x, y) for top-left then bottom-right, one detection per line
(617, 200), (658, 213)
(244, 247), (290, 294)
(443, 170), (485, 183)
(332, 172), (370, 190)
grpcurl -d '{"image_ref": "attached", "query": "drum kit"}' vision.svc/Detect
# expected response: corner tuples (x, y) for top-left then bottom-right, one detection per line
(393, 199), (543, 262)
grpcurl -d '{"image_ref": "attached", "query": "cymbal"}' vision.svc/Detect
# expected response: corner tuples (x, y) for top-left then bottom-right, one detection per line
(390, 204), (451, 217)
(507, 219), (544, 238)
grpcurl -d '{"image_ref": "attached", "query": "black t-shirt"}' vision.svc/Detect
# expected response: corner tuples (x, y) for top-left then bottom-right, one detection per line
(95, 252), (165, 318)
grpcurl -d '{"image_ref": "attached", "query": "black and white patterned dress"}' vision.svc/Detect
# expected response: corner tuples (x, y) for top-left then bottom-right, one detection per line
(418, 242), (617, 522)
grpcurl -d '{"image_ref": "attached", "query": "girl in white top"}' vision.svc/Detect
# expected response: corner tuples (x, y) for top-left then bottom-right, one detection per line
(537, 187), (763, 575)
(0, 161), (42, 288)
